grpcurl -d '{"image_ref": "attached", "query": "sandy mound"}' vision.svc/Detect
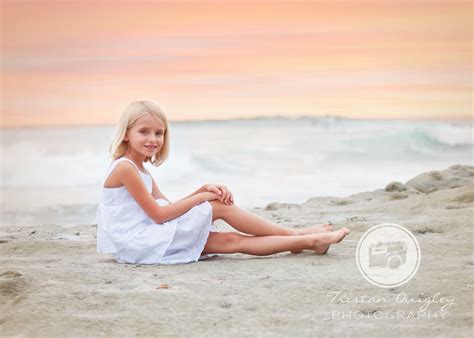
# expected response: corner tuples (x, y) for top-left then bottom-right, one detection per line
(405, 164), (474, 194)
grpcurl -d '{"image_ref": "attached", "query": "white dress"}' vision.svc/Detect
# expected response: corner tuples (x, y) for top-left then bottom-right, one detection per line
(96, 157), (218, 265)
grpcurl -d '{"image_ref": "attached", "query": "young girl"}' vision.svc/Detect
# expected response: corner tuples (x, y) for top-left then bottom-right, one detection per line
(96, 100), (350, 265)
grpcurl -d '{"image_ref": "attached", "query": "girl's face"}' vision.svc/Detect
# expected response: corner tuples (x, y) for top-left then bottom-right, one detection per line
(124, 113), (165, 160)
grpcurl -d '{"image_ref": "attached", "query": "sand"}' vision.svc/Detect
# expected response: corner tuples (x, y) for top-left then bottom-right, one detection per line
(1, 164), (473, 337)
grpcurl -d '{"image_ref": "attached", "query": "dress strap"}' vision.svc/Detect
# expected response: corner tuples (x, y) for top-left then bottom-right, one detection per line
(102, 157), (146, 186)
(117, 157), (144, 173)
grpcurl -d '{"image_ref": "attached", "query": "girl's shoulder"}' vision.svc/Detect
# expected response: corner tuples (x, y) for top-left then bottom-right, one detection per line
(111, 157), (148, 174)
(103, 157), (145, 189)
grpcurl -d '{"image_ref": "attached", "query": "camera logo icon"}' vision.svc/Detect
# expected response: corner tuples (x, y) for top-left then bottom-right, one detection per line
(369, 240), (407, 270)
(356, 223), (420, 288)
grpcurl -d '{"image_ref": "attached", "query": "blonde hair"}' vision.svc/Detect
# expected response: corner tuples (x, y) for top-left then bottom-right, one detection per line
(110, 100), (170, 166)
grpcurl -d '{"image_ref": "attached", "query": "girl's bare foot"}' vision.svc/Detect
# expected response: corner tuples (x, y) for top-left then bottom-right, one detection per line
(291, 223), (334, 253)
(312, 228), (350, 254)
(299, 223), (334, 235)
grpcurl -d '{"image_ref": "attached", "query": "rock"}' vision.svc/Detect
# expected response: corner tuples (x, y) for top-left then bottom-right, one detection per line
(385, 181), (407, 192)
(265, 203), (281, 211)
(0, 271), (22, 278)
(265, 202), (298, 211)
(405, 165), (474, 194)
(388, 193), (409, 200)
(453, 188), (474, 203)
(331, 199), (354, 206)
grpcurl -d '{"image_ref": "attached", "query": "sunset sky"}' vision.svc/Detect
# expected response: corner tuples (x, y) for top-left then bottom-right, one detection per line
(2, 0), (472, 127)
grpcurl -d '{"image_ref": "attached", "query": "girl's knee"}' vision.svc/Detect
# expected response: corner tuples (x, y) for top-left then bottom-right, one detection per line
(209, 200), (234, 220)
(230, 232), (243, 251)
(206, 232), (242, 253)
(226, 232), (241, 244)
(220, 232), (242, 251)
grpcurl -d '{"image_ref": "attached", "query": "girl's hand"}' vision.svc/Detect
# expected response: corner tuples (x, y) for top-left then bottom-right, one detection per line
(199, 191), (222, 203)
(202, 184), (234, 205)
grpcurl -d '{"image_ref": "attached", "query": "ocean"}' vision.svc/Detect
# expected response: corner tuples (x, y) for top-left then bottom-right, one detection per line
(1, 117), (472, 226)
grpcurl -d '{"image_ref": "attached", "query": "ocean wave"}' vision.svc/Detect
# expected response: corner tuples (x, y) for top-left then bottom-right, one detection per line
(1, 119), (471, 188)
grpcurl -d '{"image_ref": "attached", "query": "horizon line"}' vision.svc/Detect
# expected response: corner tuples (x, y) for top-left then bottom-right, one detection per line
(1, 114), (472, 130)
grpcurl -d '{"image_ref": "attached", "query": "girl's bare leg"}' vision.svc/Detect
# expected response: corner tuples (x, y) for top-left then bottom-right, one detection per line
(209, 201), (333, 236)
(201, 228), (350, 256)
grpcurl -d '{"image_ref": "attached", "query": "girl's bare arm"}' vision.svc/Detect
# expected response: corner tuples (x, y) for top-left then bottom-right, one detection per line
(175, 186), (205, 202)
(117, 162), (217, 223)
(151, 179), (171, 202)
(150, 176), (208, 203)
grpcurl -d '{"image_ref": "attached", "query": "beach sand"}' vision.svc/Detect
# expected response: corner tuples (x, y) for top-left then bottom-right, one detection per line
(1, 165), (473, 337)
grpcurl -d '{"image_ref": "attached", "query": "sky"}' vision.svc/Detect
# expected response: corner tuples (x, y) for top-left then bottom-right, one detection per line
(1, 0), (472, 127)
